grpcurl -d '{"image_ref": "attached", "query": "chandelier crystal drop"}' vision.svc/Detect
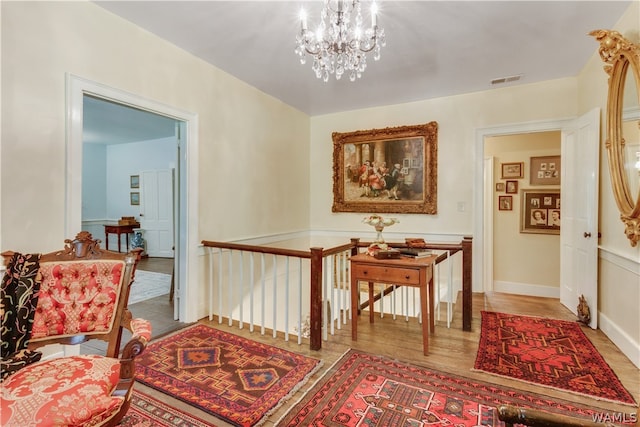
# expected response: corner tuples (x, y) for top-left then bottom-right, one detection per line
(295, 0), (385, 82)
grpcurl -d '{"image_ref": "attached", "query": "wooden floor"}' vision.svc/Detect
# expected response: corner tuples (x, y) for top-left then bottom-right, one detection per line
(137, 256), (174, 275)
(135, 290), (639, 426)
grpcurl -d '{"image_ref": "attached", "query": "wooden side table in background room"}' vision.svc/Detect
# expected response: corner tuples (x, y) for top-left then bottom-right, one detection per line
(104, 224), (137, 253)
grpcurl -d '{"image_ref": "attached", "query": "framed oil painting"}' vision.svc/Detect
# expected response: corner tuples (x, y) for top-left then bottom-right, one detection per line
(332, 122), (438, 214)
(530, 155), (561, 185)
(520, 189), (560, 234)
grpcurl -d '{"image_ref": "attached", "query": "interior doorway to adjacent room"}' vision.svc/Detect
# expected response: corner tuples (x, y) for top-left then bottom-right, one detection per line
(66, 75), (198, 326)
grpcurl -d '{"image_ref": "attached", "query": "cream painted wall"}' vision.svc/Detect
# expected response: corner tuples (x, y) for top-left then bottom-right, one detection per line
(577, 1), (640, 367)
(486, 132), (561, 293)
(309, 79), (577, 253)
(1, 1), (310, 253)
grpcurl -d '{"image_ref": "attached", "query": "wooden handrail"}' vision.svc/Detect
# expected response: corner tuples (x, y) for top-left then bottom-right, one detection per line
(202, 240), (313, 259)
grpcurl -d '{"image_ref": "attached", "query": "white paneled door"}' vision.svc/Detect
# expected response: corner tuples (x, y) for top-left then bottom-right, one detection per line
(139, 169), (175, 258)
(560, 108), (599, 329)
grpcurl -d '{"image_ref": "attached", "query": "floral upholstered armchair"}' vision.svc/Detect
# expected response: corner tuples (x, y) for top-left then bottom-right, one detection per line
(0, 232), (152, 426)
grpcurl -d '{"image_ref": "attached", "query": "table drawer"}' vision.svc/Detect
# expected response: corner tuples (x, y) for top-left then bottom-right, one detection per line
(352, 264), (420, 285)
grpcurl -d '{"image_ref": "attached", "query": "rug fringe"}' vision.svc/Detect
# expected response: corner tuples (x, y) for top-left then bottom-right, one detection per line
(255, 357), (325, 427)
(470, 367), (638, 407)
(273, 348), (353, 426)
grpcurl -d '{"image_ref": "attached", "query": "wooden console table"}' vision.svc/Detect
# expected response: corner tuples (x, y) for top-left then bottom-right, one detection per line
(350, 253), (437, 355)
(104, 224), (137, 253)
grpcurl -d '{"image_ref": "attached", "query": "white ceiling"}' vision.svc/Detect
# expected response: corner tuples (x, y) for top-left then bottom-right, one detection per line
(83, 95), (177, 144)
(86, 0), (631, 143)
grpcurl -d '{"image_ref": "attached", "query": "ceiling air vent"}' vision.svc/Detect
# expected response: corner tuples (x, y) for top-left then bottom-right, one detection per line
(491, 74), (523, 85)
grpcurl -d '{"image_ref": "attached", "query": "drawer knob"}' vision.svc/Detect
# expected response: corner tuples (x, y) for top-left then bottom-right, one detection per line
(405, 275), (410, 279)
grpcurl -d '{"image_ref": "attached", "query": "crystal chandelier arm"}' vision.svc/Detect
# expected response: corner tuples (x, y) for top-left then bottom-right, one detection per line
(298, 29), (321, 56)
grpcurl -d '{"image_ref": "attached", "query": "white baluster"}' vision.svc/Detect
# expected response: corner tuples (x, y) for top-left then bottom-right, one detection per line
(272, 255), (278, 338)
(218, 249), (223, 324)
(208, 247), (214, 321)
(284, 256), (290, 342)
(260, 253), (266, 335)
(239, 251), (244, 329)
(249, 252), (255, 332)
(297, 258), (303, 345)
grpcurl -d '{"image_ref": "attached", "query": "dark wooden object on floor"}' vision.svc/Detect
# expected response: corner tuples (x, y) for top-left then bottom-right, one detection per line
(497, 405), (615, 427)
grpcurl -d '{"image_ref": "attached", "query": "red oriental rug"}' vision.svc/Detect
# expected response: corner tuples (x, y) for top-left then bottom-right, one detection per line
(118, 390), (215, 427)
(474, 311), (636, 406)
(277, 349), (622, 426)
(135, 324), (323, 426)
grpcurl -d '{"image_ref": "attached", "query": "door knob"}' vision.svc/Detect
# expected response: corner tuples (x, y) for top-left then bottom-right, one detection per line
(584, 232), (591, 238)
(139, 213), (144, 217)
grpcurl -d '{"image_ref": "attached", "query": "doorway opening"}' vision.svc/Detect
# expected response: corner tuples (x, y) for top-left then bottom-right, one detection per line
(484, 131), (561, 297)
(473, 118), (572, 296)
(82, 95), (180, 333)
(66, 74), (200, 325)
(474, 111), (600, 327)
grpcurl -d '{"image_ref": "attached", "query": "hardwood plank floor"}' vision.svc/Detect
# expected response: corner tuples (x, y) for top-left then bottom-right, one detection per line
(137, 256), (174, 275)
(193, 292), (639, 426)
(128, 263), (639, 425)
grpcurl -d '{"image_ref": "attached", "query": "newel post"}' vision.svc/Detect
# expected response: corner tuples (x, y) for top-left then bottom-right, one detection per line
(350, 238), (360, 256)
(462, 236), (473, 331)
(309, 247), (324, 351)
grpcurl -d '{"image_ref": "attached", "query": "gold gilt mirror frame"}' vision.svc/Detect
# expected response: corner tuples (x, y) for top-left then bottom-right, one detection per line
(590, 29), (640, 246)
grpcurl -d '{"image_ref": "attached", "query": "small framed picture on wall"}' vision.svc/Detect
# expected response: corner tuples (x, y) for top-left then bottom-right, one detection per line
(130, 192), (140, 206)
(530, 156), (561, 185)
(496, 182), (505, 192)
(499, 195), (513, 211)
(505, 180), (518, 194)
(130, 175), (140, 189)
(501, 162), (524, 179)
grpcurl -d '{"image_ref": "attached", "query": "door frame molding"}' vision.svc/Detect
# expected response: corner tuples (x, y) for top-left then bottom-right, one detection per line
(66, 74), (199, 323)
(474, 118), (572, 293)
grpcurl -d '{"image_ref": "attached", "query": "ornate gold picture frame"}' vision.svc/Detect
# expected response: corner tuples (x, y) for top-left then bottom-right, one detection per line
(332, 122), (438, 214)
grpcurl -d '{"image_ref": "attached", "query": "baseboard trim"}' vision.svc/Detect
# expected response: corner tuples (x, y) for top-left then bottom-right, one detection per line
(493, 281), (559, 298)
(599, 312), (640, 369)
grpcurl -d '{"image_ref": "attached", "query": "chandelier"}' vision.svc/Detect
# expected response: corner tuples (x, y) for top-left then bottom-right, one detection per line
(295, 0), (385, 82)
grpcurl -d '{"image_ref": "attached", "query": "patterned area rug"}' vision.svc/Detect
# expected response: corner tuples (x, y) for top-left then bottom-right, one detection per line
(135, 324), (322, 426)
(129, 270), (172, 304)
(474, 311), (636, 406)
(277, 349), (619, 426)
(118, 390), (214, 427)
